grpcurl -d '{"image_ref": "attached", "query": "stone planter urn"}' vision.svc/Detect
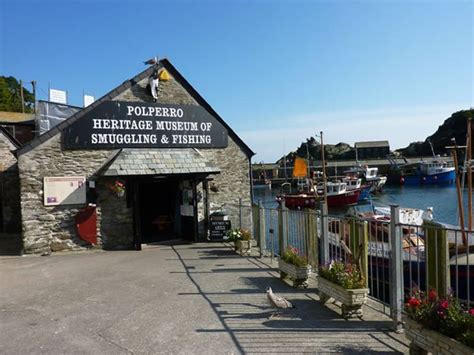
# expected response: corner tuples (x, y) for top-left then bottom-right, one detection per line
(404, 316), (473, 355)
(318, 276), (369, 318)
(278, 258), (311, 288)
(235, 240), (252, 256)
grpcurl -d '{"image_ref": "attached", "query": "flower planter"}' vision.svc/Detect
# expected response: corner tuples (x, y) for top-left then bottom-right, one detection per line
(278, 258), (311, 288)
(404, 316), (473, 355)
(317, 276), (369, 318)
(235, 240), (252, 256)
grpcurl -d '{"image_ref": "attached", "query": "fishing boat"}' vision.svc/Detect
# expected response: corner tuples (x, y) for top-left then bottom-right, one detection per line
(344, 165), (387, 192)
(400, 160), (455, 185)
(342, 175), (371, 201)
(316, 181), (361, 207)
(276, 157), (320, 210)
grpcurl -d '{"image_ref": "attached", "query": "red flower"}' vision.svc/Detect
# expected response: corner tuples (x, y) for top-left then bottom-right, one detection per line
(439, 299), (449, 309)
(469, 308), (474, 316)
(408, 297), (421, 308)
(428, 289), (437, 301)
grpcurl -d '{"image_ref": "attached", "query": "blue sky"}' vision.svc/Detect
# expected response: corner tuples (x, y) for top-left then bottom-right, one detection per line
(1, 0), (472, 162)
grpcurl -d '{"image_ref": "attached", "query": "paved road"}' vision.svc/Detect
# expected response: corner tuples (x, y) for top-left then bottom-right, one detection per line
(0, 243), (409, 354)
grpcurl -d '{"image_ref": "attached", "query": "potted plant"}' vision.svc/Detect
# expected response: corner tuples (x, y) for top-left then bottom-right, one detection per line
(318, 260), (369, 318)
(225, 228), (252, 255)
(278, 246), (311, 288)
(404, 288), (474, 354)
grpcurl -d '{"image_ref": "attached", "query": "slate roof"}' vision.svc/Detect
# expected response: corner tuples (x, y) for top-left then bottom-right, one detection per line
(100, 148), (220, 176)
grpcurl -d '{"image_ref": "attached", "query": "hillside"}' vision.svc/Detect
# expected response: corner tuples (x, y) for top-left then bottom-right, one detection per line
(276, 109), (474, 164)
(396, 109), (474, 157)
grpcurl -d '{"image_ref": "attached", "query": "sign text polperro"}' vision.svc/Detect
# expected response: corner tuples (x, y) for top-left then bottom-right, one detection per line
(62, 101), (228, 149)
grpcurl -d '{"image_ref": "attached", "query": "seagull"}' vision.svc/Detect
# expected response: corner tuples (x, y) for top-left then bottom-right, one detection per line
(144, 56), (158, 65)
(266, 287), (294, 309)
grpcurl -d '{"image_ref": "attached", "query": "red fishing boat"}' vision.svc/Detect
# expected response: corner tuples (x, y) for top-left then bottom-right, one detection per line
(317, 181), (361, 207)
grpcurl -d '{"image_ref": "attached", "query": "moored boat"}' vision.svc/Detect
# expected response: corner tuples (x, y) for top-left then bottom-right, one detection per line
(400, 160), (455, 185)
(317, 181), (361, 207)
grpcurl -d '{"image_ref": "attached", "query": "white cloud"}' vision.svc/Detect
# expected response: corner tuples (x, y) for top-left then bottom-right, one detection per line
(238, 104), (471, 162)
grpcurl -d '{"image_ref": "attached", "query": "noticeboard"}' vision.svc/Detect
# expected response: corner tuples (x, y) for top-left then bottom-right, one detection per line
(44, 176), (86, 206)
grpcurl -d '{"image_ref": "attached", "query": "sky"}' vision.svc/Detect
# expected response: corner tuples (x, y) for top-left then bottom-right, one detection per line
(1, 0), (473, 162)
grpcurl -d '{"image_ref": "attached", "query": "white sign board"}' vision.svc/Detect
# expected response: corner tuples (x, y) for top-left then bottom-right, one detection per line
(83, 94), (95, 107)
(49, 88), (67, 104)
(44, 176), (86, 206)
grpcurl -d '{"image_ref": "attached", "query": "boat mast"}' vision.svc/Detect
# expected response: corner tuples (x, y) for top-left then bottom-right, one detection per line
(448, 140), (468, 246)
(468, 118), (472, 230)
(320, 131), (328, 206)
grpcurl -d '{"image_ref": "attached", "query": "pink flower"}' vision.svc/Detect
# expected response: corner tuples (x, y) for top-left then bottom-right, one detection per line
(439, 300), (449, 309)
(469, 308), (474, 316)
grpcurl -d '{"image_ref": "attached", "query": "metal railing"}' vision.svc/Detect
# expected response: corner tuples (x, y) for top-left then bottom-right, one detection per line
(248, 200), (474, 331)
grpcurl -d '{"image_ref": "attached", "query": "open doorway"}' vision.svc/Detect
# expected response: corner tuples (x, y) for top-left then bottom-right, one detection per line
(138, 180), (180, 243)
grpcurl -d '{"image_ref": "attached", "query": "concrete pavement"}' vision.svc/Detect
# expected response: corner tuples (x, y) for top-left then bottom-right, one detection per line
(0, 243), (409, 354)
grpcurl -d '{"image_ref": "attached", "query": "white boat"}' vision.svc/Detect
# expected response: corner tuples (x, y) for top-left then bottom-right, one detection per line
(344, 165), (387, 192)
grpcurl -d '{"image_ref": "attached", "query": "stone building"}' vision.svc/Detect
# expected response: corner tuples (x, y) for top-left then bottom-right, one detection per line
(15, 59), (254, 254)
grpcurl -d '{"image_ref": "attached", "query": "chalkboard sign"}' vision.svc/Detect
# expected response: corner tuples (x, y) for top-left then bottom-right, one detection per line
(209, 220), (231, 241)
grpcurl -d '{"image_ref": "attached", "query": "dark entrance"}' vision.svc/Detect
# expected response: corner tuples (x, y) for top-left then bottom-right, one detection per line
(138, 180), (180, 243)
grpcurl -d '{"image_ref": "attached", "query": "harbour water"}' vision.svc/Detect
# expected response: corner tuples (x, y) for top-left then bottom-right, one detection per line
(253, 184), (473, 226)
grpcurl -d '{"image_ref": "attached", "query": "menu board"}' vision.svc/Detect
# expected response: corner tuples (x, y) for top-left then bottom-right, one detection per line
(209, 220), (231, 241)
(44, 176), (86, 206)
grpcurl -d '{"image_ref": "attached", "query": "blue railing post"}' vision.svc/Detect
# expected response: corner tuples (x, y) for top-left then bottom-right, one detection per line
(390, 204), (404, 333)
(320, 201), (329, 266)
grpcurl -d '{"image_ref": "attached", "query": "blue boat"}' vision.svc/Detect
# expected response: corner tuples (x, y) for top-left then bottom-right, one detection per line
(401, 160), (455, 185)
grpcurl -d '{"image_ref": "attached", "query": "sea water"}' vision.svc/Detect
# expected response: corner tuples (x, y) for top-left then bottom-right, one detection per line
(253, 184), (472, 226)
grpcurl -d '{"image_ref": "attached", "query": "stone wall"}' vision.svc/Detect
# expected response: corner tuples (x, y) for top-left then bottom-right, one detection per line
(0, 132), (21, 233)
(96, 177), (133, 249)
(18, 137), (119, 253)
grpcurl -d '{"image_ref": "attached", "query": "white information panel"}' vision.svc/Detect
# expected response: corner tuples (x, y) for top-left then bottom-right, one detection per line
(44, 176), (86, 206)
(49, 89), (67, 104)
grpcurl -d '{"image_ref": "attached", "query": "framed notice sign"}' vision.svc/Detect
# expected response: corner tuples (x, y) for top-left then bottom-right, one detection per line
(44, 176), (86, 206)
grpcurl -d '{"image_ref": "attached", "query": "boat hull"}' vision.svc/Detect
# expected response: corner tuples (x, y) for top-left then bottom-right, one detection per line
(327, 189), (361, 207)
(278, 194), (319, 209)
(402, 170), (455, 185)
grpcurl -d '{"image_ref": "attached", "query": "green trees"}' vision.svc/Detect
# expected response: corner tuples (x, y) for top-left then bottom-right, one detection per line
(0, 76), (35, 113)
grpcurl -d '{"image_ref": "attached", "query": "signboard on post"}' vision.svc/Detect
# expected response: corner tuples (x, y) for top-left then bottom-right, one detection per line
(43, 176), (86, 206)
(62, 101), (228, 149)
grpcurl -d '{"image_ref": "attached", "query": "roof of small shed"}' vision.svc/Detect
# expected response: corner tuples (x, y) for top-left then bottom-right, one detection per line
(16, 58), (255, 158)
(354, 141), (390, 148)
